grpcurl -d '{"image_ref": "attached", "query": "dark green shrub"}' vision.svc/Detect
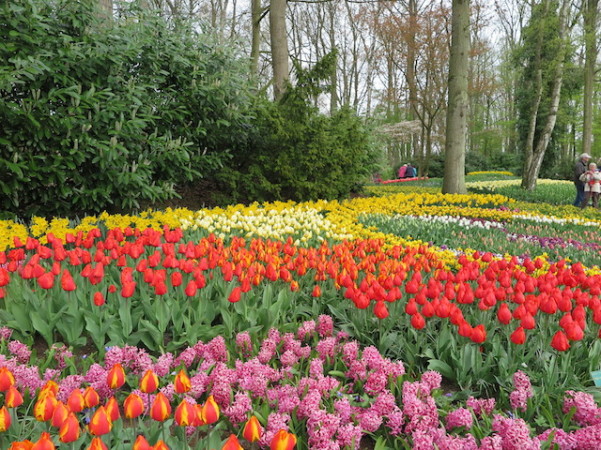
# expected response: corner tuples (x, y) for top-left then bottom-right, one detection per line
(216, 54), (377, 203)
(0, 0), (251, 217)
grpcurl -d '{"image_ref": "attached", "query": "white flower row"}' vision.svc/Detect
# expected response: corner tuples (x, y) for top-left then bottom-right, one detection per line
(397, 214), (506, 231)
(512, 214), (601, 228)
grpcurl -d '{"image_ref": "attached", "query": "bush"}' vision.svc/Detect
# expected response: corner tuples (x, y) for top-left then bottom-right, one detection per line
(216, 54), (377, 203)
(0, 0), (251, 217)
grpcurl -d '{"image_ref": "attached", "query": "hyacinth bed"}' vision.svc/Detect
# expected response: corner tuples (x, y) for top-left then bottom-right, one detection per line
(2, 186), (601, 448)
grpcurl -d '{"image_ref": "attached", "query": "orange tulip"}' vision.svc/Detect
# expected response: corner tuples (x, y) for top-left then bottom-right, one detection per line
(0, 367), (15, 391)
(242, 415), (263, 442)
(87, 437), (108, 450)
(88, 406), (112, 436)
(83, 386), (100, 408)
(58, 413), (80, 443)
(107, 363), (126, 389)
(34, 393), (57, 422)
(221, 434), (243, 450)
(124, 393), (145, 419)
(105, 396), (121, 421)
(51, 401), (70, 428)
(0, 405), (11, 432)
(67, 389), (86, 412)
(140, 369), (159, 393)
(132, 435), (152, 450)
(5, 385), (24, 408)
(201, 395), (220, 425)
(174, 399), (196, 426)
(174, 369), (191, 394)
(150, 392), (172, 422)
(31, 432), (55, 450)
(193, 403), (205, 426)
(153, 440), (169, 450)
(8, 440), (34, 450)
(40, 380), (59, 397)
(270, 429), (297, 450)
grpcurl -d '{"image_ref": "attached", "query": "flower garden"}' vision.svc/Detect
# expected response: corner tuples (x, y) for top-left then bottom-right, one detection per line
(2, 179), (601, 449)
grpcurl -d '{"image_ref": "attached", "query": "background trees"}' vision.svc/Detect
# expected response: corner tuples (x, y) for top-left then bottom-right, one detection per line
(3, 0), (601, 216)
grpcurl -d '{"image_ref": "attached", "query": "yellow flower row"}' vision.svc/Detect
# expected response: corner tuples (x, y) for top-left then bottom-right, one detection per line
(466, 170), (515, 176)
(1, 189), (598, 273)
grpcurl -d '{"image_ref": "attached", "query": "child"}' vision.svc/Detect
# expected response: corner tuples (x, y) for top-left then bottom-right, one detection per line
(579, 162), (601, 208)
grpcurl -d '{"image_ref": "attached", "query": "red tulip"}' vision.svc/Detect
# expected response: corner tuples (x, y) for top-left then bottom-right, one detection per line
(37, 272), (54, 289)
(105, 396), (121, 422)
(34, 393), (57, 422)
(88, 406), (112, 435)
(107, 363), (126, 389)
(174, 369), (191, 394)
(242, 415), (263, 442)
(470, 324), (487, 344)
(9, 440), (34, 450)
(174, 399), (196, 426)
(67, 389), (86, 413)
(228, 286), (242, 303)
(222, 434), (243, 450)
(184, 280), (198, 297)
(31, 432), (55, 450)
(151, 392), (172, 422)
(551, 330), (570, 351)
(124, 393), (145, 419)
(201, 395), (220, 425)
(0, 405), (11, 432)
(133, 435), (152, 450)
(0, 367), (15, 391)
(93, 292), (105, 306)
(5, 385), (24, 408)
(87, 438), (108, 450)
(270, 429), (297, 450)
(153, 440), (169, 450)
(51, 401), (69, 428)
(311, 285), (322, 297)
(60, 269), (76, 291)
(58, 413), (80, 443)
(410, 312), (426, 330)
(83, 386), (100, 408)
(374, 301), (389, 319)
(510, 327), (526, 345)
(140, 369), (159, 393)
(497, 303), (512, 325)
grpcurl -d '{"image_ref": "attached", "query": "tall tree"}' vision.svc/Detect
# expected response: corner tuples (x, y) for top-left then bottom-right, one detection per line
(270, 0), (289, 100)
(583, 0), (599, 157)
(442, 0), (470, 194)
(520, 0), (570, 190)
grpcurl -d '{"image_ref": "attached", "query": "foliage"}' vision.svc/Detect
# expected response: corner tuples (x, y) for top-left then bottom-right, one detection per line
(0, 0), (251, 217)
(215, 53), (376, 204)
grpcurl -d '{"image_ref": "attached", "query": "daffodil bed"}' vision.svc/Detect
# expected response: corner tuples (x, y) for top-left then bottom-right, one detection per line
(2, 186), (601, 449)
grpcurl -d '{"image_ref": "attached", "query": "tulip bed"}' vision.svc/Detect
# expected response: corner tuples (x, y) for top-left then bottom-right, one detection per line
(2, 187), (601, 448)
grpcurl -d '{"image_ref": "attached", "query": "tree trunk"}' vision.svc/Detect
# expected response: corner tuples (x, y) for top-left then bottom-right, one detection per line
(250, 0), (262, 78)
(328, 3), (338, 114)
(442, 0), (470, 195)
(406, 0), (419, 157)
(583, 0), (598, 157)
(521, 0), (569, 190)
(270, 0), (289, 101)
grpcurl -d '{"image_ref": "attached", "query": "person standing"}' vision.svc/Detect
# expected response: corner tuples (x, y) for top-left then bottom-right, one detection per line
(574, 153), (592, 207)
(580, 162), (601, 208)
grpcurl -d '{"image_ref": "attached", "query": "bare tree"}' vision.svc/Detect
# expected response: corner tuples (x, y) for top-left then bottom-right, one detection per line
(582, 0), (599, 157)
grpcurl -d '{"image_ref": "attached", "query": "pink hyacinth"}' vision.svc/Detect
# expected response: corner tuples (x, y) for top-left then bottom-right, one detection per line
(445, 407), (473, 430)
(563, 390), (601, 426)
(317, 315), (334, 337)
